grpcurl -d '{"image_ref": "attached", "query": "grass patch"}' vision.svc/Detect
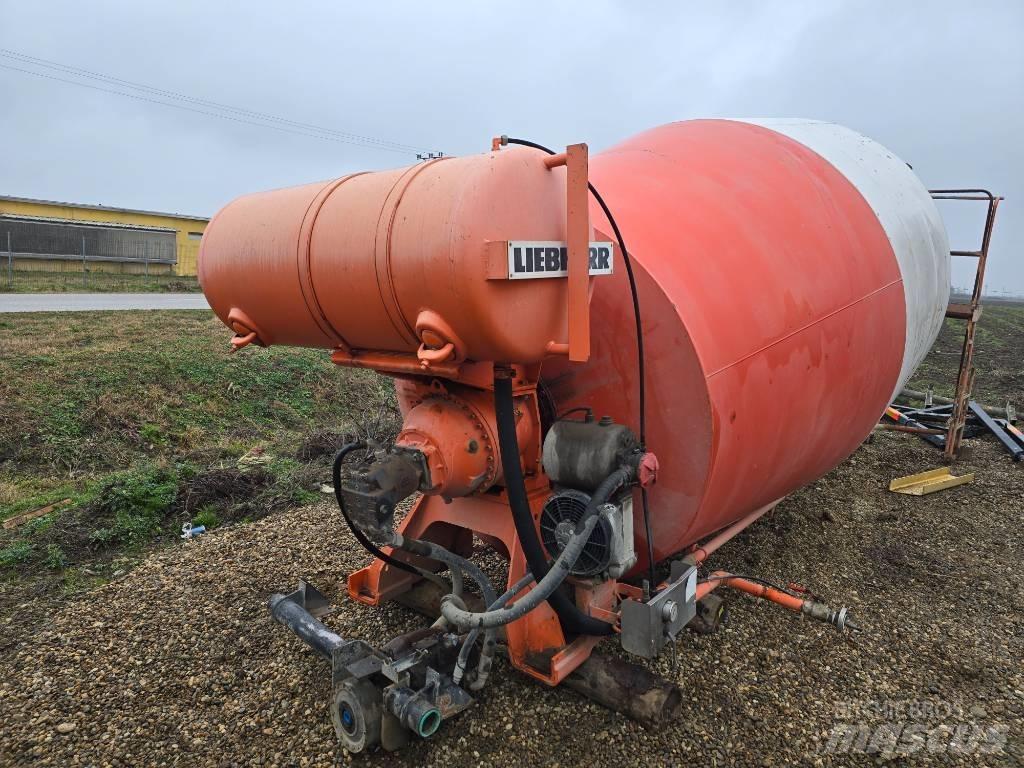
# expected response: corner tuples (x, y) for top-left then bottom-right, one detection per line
(44, 544), (67, 570)
(87, 464), (184, 547)
(0, 541), (33, 567)
(0, 310), (397, 591)
(0, 270), (201, 294)
(907, 303), (1024, 407)
(191, 507), (220, 530)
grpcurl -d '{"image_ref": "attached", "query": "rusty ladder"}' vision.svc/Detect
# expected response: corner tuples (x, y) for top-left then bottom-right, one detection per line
(929, 189), (1003, 459)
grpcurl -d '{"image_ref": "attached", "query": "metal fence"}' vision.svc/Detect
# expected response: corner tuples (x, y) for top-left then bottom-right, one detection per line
(1, 217), (196, 291)
(1, 263), (199, 292)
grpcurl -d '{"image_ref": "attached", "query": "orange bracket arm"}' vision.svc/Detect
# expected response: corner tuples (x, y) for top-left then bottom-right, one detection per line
(545, 144), (591, 363)
(566, 143), (591, 362)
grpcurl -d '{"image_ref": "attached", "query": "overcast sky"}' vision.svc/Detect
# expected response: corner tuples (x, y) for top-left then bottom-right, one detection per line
(1, 1), (1021, 293)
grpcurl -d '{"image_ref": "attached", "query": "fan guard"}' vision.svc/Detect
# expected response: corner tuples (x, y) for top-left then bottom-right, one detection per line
(539, 489), (613, 577)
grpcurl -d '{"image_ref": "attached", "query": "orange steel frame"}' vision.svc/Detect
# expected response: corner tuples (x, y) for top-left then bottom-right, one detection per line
(346, 383), (608, 686)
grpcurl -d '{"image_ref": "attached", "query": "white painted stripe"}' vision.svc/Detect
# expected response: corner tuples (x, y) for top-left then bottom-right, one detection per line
(729, 119), (950, 401)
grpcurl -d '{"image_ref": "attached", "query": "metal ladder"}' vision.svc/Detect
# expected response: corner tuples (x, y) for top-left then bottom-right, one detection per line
(929, 189), (1003, 459)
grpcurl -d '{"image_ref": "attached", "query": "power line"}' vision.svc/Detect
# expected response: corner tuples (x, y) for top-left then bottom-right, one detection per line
(0, 48), (427, 153)
(0, 49), (437, 156)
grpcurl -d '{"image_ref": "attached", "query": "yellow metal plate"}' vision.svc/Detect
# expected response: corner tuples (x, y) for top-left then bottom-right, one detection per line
(889, 467), (975, 496)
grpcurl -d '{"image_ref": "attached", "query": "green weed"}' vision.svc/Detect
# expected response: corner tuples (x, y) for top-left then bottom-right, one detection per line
(88, 464), (183, 547)
(191, 506), (220, 530)
(0, 541), (34, 568)
(44, 544), (67, 570)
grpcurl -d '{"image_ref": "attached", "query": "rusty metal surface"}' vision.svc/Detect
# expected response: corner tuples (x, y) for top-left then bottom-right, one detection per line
(929, 189), (1004, 459)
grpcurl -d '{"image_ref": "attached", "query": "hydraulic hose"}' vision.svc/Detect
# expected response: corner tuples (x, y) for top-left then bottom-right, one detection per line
(440, 513), (601, 631)
(388, 531), (502, 690)
(388, 533), (497, 607)
(454, 572), (535, 689)
(502, 136), (659, 590)
(441, 466), (630, 632)
(492, 372), (616, 635)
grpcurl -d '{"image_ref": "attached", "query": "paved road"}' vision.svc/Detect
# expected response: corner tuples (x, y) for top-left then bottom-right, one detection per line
(0, 293), (211, 313)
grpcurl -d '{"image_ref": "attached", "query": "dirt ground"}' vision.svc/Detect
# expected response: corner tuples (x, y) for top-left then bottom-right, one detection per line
(0, 309), (1022, 767)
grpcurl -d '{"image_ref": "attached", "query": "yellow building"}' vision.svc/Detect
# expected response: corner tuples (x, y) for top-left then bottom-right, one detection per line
(0, 195), (208, 276)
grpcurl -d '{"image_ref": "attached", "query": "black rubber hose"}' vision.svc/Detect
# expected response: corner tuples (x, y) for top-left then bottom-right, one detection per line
(501, 138), (645, 444)
(502, 136), (658, 589)
(493, 373), (613, 636)
(332, 442), (421, 577)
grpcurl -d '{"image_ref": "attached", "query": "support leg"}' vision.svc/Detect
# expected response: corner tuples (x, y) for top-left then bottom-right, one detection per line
(347, 492), (609, 685)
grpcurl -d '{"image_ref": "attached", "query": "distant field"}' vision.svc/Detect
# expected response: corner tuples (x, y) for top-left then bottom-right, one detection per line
(0, 270), (201, 293)
(907, 303), (1024, 408)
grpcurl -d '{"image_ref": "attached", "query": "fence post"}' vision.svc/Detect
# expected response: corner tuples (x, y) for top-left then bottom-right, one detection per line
(81, 235), (87, 288)
(6, 231), (11, 288)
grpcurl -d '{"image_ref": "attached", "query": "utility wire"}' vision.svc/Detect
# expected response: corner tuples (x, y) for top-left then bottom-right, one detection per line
(0, 50), (436, 156)
(0, 48), (425, 152)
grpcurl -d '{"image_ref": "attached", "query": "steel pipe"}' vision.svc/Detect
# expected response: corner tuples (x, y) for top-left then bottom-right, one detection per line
(268, 593), (344, 662)
(682, 502), (776, 568)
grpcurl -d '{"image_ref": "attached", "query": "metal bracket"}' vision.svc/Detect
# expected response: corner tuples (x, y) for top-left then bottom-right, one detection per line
(330, 642), (381, 687)
(282, 579), (332, 619)
(970, 400), (1024, 461)
(620, 564), (697, 659)
(542, 143), (591, 362)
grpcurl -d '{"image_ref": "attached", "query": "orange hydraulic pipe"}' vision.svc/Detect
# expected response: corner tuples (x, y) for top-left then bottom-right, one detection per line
(695, 570), (804, 612)
(683, 502), (775, 567)
(695, 570), (859, 631)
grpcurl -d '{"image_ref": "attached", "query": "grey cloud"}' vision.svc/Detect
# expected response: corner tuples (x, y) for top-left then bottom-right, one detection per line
(0, 0), (1020, 291)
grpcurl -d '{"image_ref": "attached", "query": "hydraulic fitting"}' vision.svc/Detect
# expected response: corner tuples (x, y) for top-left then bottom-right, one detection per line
(801, 599), (861, 632)
(385, 686), (443, 739)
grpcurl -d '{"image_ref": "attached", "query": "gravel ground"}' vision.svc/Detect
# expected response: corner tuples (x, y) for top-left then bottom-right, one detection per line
(1, 431), (1022, 767)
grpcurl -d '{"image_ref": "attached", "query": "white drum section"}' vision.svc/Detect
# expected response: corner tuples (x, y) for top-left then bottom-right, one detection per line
(731, 118), (951, 401)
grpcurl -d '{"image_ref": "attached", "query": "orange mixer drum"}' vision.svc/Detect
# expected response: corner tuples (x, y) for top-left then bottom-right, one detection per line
(547, 119), (950, 570)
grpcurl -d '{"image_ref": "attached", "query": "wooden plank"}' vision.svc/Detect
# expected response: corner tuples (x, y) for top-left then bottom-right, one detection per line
(2, 498), (72, 530)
